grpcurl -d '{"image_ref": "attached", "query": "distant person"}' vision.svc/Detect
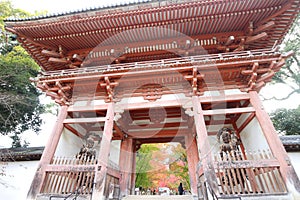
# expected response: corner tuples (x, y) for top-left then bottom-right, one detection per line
(178, 182), (184, 195)
(152, 189), (156, 195)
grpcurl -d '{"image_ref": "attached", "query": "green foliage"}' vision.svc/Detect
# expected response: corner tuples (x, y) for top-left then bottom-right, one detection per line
(0, 46), (44, 139)
(270, 106), (300, 135)
(169, 144), (190, 190)
(135, 143), (190, 191)
(0, 1), (31, 54)
(135, 144), (159, 188)
(0, 1), (45, 147)
(271, 14), (300, 100)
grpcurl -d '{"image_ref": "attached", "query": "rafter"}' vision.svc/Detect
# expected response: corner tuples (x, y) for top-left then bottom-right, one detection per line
(64, 124), (84, 138)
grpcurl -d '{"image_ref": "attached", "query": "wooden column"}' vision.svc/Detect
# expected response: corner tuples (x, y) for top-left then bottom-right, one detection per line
(185, 132), (199, 196)
(92, 103), (115, 200)
(130, 141), (137, 195)
(249, 91), (300, 191)
(27, 106), (68, 200)
(192, 96), (218, 193)
(119, 138), (134, 197)
(192, 96), (210, 159)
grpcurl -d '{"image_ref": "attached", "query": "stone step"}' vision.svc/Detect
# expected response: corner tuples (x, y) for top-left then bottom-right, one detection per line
(122, 195), (195, 200)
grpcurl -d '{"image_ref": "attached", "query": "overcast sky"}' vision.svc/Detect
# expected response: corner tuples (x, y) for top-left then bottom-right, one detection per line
(11, 0), (128, 14)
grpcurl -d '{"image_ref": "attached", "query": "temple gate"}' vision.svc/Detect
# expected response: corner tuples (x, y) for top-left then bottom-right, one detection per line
(5, 0), (300, 199)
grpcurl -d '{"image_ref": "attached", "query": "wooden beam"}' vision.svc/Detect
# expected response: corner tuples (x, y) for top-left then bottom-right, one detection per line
(117, 99), (184, 110)
(241, 68), (270, 75)
(128, 122), (188, 130)
(237, 113), (256, 133)
(48, 57), (69, 64)
(214, 159), (280, 169)
(245, 32), (268, 44)
(127, 129), (189, 139)
(253, 21), (276, 35)
(257, 71), (275, 83)
(63, 117), (106, 124)
(203, 107), (255, 116)
(64, 124), (84, 138)
(199, 93), (250, 103)
(137, 137), (184, 144)
(41, 49), (61, 58)
(68, 104), (108, 112)
(45, 164), (95, 172)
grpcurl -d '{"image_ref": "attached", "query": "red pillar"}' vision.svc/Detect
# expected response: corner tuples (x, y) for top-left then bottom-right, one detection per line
(92, 103), (115, 200)
(27, 106), (68, 199)
(119, 138), (134, 197)
(130, 141), (137, 194)
(185, 132), (199, 196)
(249, 91), (300, 191)
(192, 96), (218, 193)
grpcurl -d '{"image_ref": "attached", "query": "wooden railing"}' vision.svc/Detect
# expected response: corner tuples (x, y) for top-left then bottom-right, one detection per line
(41, 155), (120, 199)
(198, 150), (287, 199)
(38, 47), (280, 78)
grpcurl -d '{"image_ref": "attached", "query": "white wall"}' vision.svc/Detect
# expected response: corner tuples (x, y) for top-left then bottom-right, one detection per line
(237, 115), (270, 154)
(287, 152), (300, 179)
(55, 128), (83, 157)
(0, 160), (39, 200)
(55, 128), (121, 165)
(109, 140), (121, 165)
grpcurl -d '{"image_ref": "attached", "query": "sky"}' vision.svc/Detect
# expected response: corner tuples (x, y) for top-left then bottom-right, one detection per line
(10, 0), (129, 14)
(0, 0), (299, 148)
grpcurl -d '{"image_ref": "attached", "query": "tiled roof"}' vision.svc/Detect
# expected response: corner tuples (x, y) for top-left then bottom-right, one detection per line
(5, 0), (300, 71)
(280, 135), (300, 152)
(0, 146), (44, 161)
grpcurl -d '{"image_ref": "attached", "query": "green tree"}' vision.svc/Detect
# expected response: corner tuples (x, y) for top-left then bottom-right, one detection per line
(169, 144), (190, 191)
(270, 14), (300, 100)
(270, 106), (300, 135)
(135, 143), (190, 192)
(135, 144), (160, 189)
(0, 0), (45, 147)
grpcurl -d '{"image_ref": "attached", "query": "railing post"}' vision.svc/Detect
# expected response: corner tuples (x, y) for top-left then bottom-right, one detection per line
(27, 106), (68, 200)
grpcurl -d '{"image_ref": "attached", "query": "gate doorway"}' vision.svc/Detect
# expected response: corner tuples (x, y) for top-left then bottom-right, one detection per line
(134, 143), (190, 196)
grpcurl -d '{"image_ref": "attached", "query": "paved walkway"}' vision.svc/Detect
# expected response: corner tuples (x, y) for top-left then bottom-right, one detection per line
(122, 195), (194, 200)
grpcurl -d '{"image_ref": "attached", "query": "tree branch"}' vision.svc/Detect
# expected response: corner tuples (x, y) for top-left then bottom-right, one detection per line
(292, 55), (300, 70)
(262, 88), (300, 101)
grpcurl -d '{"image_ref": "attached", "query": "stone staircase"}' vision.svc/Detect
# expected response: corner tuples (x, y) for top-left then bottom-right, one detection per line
(122, 195), (195, 200)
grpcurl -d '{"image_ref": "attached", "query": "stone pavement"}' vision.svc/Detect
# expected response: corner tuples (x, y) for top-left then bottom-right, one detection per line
(122, 195), (195, 200)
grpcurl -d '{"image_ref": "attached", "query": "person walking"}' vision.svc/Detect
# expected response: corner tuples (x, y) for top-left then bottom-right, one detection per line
(178, 182), (184, 195)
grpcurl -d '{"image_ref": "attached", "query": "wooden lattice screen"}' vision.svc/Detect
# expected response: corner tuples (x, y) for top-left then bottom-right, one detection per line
(198, 149), (287, 198)
(40, 155), (121, 198)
